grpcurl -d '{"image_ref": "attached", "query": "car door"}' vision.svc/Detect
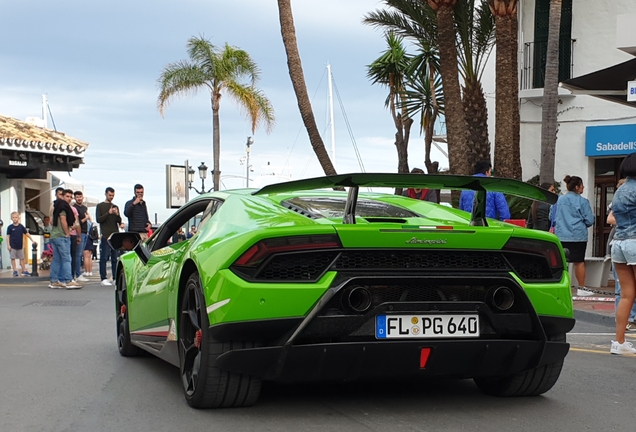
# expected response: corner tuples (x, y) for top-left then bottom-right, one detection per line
(128, 198), (214, 334)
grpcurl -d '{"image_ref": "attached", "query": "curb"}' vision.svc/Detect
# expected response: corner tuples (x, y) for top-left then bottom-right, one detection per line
(0, 276), (49, 285)
(574, 308), (615, 327)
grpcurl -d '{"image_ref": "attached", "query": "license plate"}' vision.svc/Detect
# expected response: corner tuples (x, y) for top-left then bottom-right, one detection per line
(375, 314), (480, 339)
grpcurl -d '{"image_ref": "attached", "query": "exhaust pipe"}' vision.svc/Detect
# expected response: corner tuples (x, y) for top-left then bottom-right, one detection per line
(344, 287), (373, 313)
(490, 286), (515, 311)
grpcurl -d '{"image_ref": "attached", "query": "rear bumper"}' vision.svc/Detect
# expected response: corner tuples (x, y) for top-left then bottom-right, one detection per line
(214, 338), (570, 382)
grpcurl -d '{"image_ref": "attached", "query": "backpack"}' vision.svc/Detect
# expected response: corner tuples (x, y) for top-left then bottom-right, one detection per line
(89, 225), (99, 241)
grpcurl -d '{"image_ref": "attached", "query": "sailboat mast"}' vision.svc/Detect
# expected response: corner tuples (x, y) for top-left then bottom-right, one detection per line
(42, 94), (48, 129)
(327, 63), (336, 169)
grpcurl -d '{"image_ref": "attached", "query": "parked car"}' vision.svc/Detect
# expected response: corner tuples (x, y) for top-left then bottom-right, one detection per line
(109, 173), (572, 409)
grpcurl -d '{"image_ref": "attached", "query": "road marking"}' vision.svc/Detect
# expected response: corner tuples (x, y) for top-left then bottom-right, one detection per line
(570, 347), (610, 355)
(569, 333), (636, 338)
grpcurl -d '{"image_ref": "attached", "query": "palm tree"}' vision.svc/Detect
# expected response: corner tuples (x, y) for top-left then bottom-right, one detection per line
(455, 0), (495, 166)
(489, 0), (522, 180)
(404, 44), (445, 175)
(539, 0), (562, 185)
(277, 0), (337, 176)
(157, 36), (275, 191)
(367, 32), (414, 183)
(365, 0), (495, 174)
(424, 0), (469, 176)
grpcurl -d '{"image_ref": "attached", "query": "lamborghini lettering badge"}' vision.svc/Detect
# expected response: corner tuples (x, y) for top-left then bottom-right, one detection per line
(406, 237), (447, 245)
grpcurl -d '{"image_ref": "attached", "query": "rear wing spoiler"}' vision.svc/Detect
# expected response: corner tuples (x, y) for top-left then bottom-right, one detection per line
(253, 173), (557, 226)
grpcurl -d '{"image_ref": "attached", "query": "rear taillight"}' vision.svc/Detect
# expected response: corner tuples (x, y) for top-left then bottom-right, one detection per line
(234, 234), (341, 268)
(503, 237), (563, 269)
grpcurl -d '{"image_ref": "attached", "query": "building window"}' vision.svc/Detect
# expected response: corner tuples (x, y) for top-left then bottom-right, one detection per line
(522, 0), (573, 90)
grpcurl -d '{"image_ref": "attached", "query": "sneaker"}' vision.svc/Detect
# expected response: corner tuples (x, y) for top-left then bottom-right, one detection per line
(101, 279), (113, 286)
(12, 271), (18, 277)
(627, 322), (636, 332)
(576, 288), (594, 296)
(76, 275), (89, 282)
(48, 281), (66, 289)
(21, 271), (31, 276)
(66, 280), (83, 290)
(82, 272), (90, 277)
(611, 340), (636, 355)
(88, 272), (93, 277)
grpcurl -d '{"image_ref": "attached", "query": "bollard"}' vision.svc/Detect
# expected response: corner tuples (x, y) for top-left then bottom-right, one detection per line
(31, 243), (39, 277)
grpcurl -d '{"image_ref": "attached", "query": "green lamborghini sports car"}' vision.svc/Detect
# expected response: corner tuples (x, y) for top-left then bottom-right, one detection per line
(109, 173), (574, 409)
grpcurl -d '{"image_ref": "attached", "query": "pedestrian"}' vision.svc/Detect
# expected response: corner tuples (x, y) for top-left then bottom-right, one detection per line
(69, 196), (82, 282)
(606, 179), (636, 331)
(402, 167), (437, 202)
(124, 184), (151, 240)
(459, 160), (511, 220)
(83, 221), (98, 277)
(610, 154), (636, 354)
(187, 225), (197, 239)
(172, 227), (186, 244)
(42, 215), (52, 253)
(553, 175), (595, 297)
(73, 191), (90, 282)
(96, 187), (122, 286)
(49, 189), (82, 289)
(5, 211), (38, 276)
(527, 182), (556, 231)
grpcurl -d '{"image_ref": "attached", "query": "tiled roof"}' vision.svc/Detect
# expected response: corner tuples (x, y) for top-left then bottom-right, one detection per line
(0, 114), (88, 155)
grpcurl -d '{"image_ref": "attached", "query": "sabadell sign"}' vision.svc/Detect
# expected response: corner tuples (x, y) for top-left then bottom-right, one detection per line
(586, 124), (636, 157)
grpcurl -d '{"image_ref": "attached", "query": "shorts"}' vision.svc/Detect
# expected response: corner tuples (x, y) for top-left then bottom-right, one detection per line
(10, 248), (25, 260)
(611, 239), (636, 265)
(561, 241), (586, 263)
(84, 239), (95, 251)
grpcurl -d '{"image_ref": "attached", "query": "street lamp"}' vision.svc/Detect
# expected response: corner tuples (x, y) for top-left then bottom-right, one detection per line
(246, 136), (254, 187)
(188, 162), (213, 194)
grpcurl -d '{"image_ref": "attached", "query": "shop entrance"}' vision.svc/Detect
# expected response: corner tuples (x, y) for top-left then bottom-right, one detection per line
(593, 158), (624, 256)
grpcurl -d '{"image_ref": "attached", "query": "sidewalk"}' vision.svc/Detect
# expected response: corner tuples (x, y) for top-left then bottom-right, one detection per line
(571, 281), (616, 327)
(0, 264), (618, 326)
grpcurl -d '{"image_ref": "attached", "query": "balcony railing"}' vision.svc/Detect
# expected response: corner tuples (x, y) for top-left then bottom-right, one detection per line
(521, 39), (575, 90)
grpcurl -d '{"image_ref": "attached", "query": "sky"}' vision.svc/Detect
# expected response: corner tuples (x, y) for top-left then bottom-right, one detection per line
(0, 0), (473, 222)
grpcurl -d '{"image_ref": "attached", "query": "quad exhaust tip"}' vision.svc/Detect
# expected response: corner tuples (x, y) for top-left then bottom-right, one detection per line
(344, 286), (373, 313)
(490, 286), (515, 311)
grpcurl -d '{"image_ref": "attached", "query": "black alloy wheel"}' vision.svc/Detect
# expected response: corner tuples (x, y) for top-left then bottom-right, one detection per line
(115, 271), (143, 356)
(178, 271), (262, 408)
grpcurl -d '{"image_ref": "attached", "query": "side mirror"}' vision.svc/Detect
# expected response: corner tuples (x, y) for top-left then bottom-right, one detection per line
(108, 232), (151, 265)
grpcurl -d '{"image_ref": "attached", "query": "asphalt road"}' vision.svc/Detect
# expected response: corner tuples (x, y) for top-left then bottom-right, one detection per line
(1, 280), (635, 432)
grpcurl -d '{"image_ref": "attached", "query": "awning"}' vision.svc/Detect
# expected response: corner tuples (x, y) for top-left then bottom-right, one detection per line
(560, 58), (636, 108)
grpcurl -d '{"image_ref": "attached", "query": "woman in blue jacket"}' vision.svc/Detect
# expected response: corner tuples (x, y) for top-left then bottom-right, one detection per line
(554, 175), (595, 297)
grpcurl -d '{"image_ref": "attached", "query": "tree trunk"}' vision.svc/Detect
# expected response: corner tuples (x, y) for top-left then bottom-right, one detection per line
(462, 76), (491, 169)
(491, 1), (522, 180)
(427, 1), (469, 176)
(211, 92), (221, 191)
(539, 0), (562, 185)
(277, 0), (337, 176)
(394, 114), (413, 195)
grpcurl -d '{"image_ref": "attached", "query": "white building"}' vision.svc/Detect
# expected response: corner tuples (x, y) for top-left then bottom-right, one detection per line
(518, 0), (636, 257)
(0, 115), (88, 270)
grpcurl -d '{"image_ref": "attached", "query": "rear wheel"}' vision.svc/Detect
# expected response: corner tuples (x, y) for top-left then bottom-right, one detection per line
(115, 271), (143, 356)
(473, 334), (566, 397)
(179, 271), (261, 408)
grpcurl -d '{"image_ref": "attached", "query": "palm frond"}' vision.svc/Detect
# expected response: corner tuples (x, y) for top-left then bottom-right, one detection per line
(225, 81), (275, 134)
(157, 61), (209, 116)
(363, 0), (437, 44)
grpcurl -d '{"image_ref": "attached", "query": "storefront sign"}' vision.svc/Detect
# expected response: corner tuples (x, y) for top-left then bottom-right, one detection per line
(8, 160), (27, 166)
(586, 124), (636, 156)
(629, 81), (636, 102)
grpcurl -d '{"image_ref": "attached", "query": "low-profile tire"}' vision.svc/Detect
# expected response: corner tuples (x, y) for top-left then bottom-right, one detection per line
(115, 271), (144, 357)
(179, 271), (262, 409)
(473, 334), (566, 397)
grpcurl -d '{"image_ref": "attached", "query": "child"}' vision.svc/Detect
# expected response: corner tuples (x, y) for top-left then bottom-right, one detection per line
(6, 211), (38, 276)
(42, 216), (52, 252)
